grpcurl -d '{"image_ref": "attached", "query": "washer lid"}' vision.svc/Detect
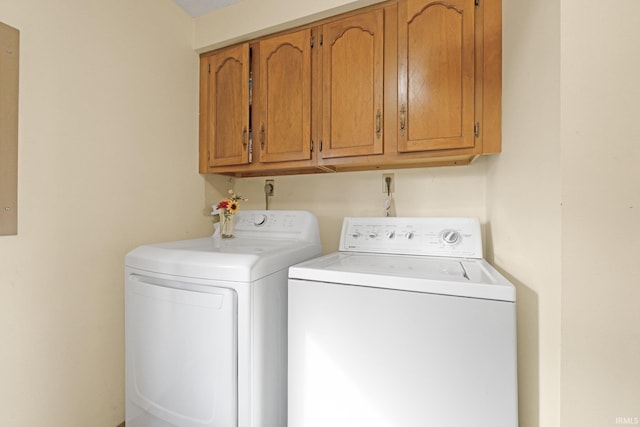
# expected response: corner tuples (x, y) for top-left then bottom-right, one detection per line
(288, 252), (515, 302)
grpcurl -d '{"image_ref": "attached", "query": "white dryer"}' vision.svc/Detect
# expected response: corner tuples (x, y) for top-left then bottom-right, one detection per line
(125, 210), (321, 427)
(288, 217), (518, 427)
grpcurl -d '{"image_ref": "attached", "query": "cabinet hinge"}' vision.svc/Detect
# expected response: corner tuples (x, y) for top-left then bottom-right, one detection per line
(474, 122), (480, 137)
(320, 34), (323, 46)
(311, 35), (323, 48)
(319, 140), (323, 152)
(208, 63), (211, 73)
(310, 140), (314, 152)
(475, 0), (479, 7)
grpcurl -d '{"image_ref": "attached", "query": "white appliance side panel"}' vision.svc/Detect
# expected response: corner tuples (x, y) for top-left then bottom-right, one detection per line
(251, 269), (289, 427)
(288, 279), (518, 427)
(126, 275), (237, 427)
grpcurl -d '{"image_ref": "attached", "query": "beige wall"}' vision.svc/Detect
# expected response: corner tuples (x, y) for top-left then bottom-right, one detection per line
(2, 0), (638, 425)
(0, 0), (215, 425)
(486, 0), (562, 426)
(560, 0), (640, 425)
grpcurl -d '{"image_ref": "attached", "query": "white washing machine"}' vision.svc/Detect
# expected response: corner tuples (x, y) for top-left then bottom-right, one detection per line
(125, 210), (321, 427)
(288, 217), (518, 427)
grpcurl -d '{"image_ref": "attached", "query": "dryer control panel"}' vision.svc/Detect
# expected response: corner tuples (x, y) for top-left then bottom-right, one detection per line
(339, 217), (483, 258)
(226, 210), (321, 242)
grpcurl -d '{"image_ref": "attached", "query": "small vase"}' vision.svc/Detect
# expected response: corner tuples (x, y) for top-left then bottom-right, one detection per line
(219, 212), (235, 238)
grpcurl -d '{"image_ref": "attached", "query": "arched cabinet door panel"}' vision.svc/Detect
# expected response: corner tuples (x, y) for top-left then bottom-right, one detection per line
(200, 43), (250, 169)
(320, 9), (385, 159)
(257, 29), (312, 164)
(398, 0), (476, 153)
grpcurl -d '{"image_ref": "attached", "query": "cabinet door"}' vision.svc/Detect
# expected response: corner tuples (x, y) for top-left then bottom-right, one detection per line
(321, 9), (384, 159)
(258, 30), (312, 163)
(398, 0), (475, 152)
(201, 44), (250, 168)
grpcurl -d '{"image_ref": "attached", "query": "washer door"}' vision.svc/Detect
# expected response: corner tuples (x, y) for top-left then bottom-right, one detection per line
(126, 274), (237, 427)
(288, 278), (518, 427)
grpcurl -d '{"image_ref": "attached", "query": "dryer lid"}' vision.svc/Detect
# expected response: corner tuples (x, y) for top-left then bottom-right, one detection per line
(126, 210), (322, 282)
(128, 237), (321, 282)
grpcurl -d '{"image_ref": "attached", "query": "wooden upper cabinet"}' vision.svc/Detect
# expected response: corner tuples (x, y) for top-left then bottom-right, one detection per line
(398, 0), (476, 153)
(257, 29), (312, 163)
(200, 43), (250, 169)
(198, 0), (500, 176)
(320, 9), (384, 159)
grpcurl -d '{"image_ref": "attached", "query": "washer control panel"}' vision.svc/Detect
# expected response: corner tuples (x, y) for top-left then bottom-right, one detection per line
(339, 217), (483, 258)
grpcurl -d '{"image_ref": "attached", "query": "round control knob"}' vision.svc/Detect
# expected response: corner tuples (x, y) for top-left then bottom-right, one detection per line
(351, 231), (361, 239)
(386, 231), (395, 239)
(254, 214), (267, 226)
(442, 230), (461, 245)
(368, 232), (378, 239)
(404, 231), (414, 240)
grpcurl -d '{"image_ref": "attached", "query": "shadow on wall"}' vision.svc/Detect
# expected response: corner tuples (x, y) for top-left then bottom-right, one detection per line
(203, 174), (237, 216)
(485, 222), (540, 427)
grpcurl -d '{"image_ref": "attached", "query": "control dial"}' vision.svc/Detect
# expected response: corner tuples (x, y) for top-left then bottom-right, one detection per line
(254, 214), (268, 226)
(441, 230), (461, 245)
